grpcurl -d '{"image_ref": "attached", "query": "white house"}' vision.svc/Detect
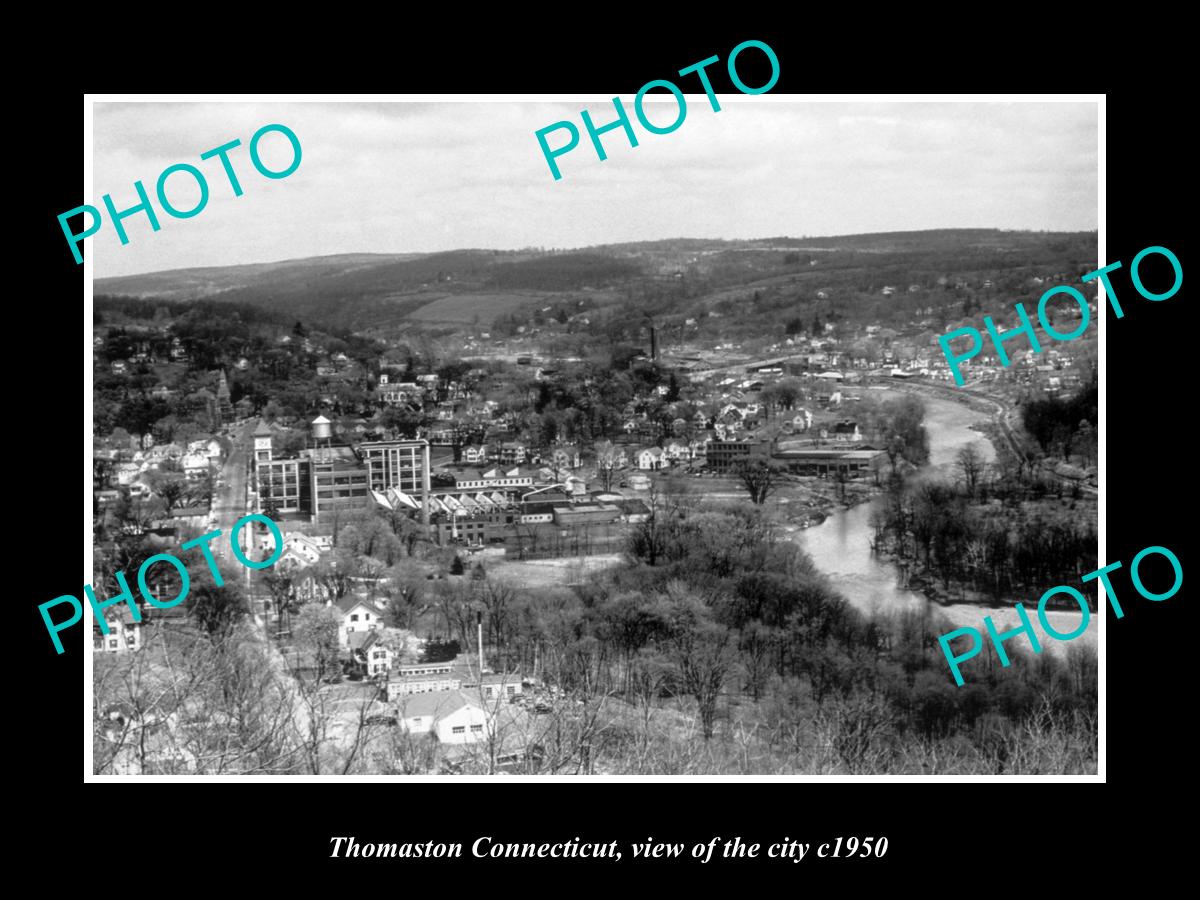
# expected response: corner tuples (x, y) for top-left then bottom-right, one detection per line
(635, 447), (667, 470)
(93, 609), (141, 654)
(115, 462), (144, 486)
(663, 440), (691, 461)
(181, 452), (211, 478)
(395, 690), (490, 744)
(278, 533), (324, 569)
(462, 445), (489, 464)
(149, 443), (185, 462)
(187, 438), (223, 459)
(333, 596), (387, 649)
(350, 630), (393, 677)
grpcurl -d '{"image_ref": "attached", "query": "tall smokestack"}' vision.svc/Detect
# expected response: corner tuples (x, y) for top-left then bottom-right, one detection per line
(650, 326), (659, 361)
(476, 611), (485, 675)
(421, 439), (431, 529)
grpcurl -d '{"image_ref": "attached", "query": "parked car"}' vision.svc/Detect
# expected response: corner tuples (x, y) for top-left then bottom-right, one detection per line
(365, 714), (398, 727)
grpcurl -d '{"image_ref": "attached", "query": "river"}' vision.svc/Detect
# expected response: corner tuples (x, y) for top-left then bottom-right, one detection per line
(796, 388), (1094, 654)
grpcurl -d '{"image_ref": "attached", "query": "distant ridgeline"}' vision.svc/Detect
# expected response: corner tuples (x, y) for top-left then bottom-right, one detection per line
(93, 229), (1096, 339)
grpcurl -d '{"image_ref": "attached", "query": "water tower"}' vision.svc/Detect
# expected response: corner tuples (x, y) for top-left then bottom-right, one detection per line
(311, 414), (332, 460)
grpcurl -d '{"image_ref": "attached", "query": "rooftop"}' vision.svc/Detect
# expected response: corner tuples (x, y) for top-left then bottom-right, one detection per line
(393, 689), (480, 719)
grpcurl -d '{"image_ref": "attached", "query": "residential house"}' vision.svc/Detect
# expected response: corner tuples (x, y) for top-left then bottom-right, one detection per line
(294, 572), (331, 604)
(93, 608), (141, 654)
(635, 447), (667, 470)
(462, 445), (489, 464)
(148, 442), (185, 463)
(832, 420), (862, 442)
(181, 452), (211, 479)
(187, 438), (224, 460)
(278, 532), (324, 569)
(499, 442), (526, 465)
(663, 440), (691, 461)
(115, 462), (144, 486)
(394, 690), (490, 743)
(349, 630), (393, 677)
(550, 445), (581, 470)
(333, 596), (387, 649)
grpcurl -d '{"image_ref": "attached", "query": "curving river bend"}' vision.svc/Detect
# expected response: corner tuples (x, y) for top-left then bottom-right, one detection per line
(796, 388), (1094, 654)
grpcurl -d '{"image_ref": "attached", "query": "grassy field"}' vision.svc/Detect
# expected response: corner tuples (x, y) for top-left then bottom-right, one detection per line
(406, 292), (546, 324)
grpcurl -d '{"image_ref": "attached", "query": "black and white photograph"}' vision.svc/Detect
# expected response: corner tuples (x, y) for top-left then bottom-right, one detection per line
(84, 96), (1102, 778)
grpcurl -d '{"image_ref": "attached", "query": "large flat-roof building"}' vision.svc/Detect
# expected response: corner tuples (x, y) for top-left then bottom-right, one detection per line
(253, 420), (429, 524)
(359, 440), (430, 496)
(706, 439), (770, 472)
(771, 448), (884, 476)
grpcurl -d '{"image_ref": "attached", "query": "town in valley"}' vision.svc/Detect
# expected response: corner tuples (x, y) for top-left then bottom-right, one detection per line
(91, 230), (1100, 775)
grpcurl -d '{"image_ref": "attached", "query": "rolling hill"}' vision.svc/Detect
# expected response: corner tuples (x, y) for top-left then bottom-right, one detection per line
(95, 230), (1096, 338)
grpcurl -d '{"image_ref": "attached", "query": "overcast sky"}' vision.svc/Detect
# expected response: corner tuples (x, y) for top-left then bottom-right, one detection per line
(91, 100), (1098, 278)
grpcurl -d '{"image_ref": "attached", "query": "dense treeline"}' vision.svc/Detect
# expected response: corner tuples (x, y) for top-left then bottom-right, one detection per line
(405, 497), (1095, 773)
(487, 253), (643, 290)
(96, 490), (1096, 775)
(1022, 381), (1098, 460)
(95, 230), (1095, 339)
(96, 294), (293, 328)
(871, 468), (1097, 604)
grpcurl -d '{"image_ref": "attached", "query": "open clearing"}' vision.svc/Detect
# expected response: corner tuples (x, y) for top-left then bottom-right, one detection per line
(406, 292), (546, 324)
(486, 554), (627, 589)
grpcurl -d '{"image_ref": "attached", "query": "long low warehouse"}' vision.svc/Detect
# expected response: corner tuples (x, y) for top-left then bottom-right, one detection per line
(771, 448), (884, 476)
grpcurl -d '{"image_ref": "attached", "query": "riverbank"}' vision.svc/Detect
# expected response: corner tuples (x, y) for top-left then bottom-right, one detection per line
(794, 389), (1096, 652)
(775, 479), (878, 529)
(893, 557), (1099, 613)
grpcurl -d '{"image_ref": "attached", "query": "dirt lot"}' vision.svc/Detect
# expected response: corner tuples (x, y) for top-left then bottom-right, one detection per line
(486, 554), (627, 589)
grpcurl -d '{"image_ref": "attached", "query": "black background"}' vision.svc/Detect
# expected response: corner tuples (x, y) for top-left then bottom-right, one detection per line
(20, 21), (1188, 888)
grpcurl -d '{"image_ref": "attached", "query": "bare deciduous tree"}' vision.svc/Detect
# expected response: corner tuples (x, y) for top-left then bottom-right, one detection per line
(956, 443), (985, 498)
(733, 459), (781, 505)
